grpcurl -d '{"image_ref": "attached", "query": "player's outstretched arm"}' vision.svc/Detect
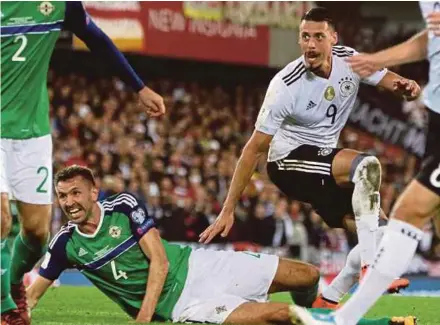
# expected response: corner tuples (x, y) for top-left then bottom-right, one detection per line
(64, 2), (165, 118)
(26, 276), (53, 311)
(347, 30), (428, 78)
(199, 130), (272, 243)
(376, 71), (421, 101)
(136, 228), (169, 323)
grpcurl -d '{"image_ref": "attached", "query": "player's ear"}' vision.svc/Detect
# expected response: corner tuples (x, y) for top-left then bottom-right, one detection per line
(331, 31), (338, 46)
(91, 186), (99, 201)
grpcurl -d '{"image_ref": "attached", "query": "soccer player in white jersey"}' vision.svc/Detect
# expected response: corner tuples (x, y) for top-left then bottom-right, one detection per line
(290, 3), (440, 325)
(200, 7), (421, 298)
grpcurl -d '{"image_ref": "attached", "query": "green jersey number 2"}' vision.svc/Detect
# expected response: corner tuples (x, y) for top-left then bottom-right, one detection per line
(12, 35), (27, 62)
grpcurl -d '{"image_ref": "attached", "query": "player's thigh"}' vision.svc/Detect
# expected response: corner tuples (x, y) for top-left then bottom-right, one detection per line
(268, 258), (319, 293)
(1, 193), (12, 239)
(391, 179), (440, 228)
(224, 302), (290, 325)
(10, 135), (53, 205)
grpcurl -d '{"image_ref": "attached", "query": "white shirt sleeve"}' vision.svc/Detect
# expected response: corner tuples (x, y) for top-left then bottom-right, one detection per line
(361, 67), (388, 86)
(255, 76), (294, 135)
(346, 46), (388, 86)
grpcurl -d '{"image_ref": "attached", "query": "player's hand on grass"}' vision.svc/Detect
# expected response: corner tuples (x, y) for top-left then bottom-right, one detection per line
(199, 209), (235, 244)
(428, 12), (440, 36)
(138, 87), (166, 118)
(393, 78), (421, 101)
(346, 53), (384, 78)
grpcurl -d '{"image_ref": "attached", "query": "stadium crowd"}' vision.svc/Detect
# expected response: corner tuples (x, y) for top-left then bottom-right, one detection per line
(43, 65), (439, 266)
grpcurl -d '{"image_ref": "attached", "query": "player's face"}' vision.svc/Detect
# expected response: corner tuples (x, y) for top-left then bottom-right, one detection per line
(299, 20), (337, 71)
(56, 176), (99, 224)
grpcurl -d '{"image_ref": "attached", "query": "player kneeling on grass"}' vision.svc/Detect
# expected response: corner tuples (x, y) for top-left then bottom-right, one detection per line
(26, 165), (415, 325)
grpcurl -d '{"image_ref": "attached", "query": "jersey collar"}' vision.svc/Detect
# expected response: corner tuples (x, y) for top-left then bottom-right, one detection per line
(75, 202), (105, 238)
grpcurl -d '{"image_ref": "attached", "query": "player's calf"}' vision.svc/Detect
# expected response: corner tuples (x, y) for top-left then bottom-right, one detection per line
(390, 180), (440, 229)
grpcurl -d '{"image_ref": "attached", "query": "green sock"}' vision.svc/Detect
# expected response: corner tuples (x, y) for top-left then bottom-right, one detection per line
(308, 309), (392, 325)
(10, 232), (47, 285)
(290, 279), (319, 308)
(1, 239), (17, 313)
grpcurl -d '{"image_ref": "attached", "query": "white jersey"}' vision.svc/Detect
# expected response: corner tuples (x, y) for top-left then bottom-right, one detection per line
(255, 46), (387, 162)
(419, 1), (440, 113)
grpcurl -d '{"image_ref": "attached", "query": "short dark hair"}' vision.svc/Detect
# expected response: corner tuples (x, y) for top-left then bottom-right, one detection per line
(55, 165), (96, 186)
(301, 7), (335, 29)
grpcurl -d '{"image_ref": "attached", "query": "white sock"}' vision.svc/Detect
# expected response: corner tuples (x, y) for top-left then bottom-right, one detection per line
(322, 245), (360, 302)
(351, 156), (382, 266)
(323, 226), (387, 303)
(334, 219), (422, 325)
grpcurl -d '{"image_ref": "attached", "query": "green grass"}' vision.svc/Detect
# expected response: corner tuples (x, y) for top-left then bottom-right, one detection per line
(32, 286), (440, 325)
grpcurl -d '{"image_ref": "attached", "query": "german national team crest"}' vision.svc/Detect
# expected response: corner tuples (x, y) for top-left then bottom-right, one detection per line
(324, 86), (335, 101)
(318, 148), (333, 156)
(109, 226), (121, 239)
(339, 77), (356, 97)
(131, 208), (146, 224)
(38, 2), (54, 16)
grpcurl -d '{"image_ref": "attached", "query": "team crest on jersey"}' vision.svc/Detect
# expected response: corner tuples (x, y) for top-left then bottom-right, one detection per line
(38, 1), (54, 16)
(324, 86), (335, 101)
(339, 77), (356, 97)
(109, 226), (122, 239)
(131, 208), (146, 224)
(318, 148), (333, 156)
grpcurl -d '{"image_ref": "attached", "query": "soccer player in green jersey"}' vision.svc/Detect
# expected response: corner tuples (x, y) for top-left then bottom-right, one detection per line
(26, 166), (416, 325)
(1, 2), (165, 324)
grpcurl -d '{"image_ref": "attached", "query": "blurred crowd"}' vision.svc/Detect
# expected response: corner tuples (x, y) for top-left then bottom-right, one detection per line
(45, 64), (440, 264)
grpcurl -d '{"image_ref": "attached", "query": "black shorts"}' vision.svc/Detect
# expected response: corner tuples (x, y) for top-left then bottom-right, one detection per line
(416, 109), (440, 196)
(267, 145), (354, 228)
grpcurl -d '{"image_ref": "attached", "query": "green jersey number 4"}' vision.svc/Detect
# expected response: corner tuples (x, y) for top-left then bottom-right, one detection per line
(12, 35), (27, 62)
(111, 261), (128, 280)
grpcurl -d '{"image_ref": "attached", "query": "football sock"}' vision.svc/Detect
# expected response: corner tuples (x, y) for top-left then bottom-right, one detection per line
(10, 232), (48, 284)
(290, 277), (319, 308)
(1, 239), (17, 313)
(323, 227), (386, 302)
(322, 245), (360, 302)
(335, 219), (422, 325)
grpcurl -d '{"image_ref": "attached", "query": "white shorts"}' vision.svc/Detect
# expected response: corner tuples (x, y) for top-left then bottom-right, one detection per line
(0, 135), (53, 204)
(172, 249), (279, 324)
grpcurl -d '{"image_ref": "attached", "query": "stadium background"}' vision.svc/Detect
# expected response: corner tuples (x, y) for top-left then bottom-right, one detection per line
(10, 1), (440, 295)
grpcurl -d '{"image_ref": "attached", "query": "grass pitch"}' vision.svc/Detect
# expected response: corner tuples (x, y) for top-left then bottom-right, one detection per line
(32, 286), (440, 325)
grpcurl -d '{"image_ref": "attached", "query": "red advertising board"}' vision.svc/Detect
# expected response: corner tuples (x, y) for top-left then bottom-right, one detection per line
(76, 1), (270, 66)
(142, 2), (269, 65)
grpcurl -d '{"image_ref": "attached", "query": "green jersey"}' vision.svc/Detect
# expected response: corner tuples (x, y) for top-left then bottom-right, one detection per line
(39, 192), (192, 320)
(1, 1), (65, 139)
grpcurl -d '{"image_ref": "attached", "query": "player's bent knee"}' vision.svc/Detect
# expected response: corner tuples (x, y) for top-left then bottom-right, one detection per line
(18, 203), (51, 238)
